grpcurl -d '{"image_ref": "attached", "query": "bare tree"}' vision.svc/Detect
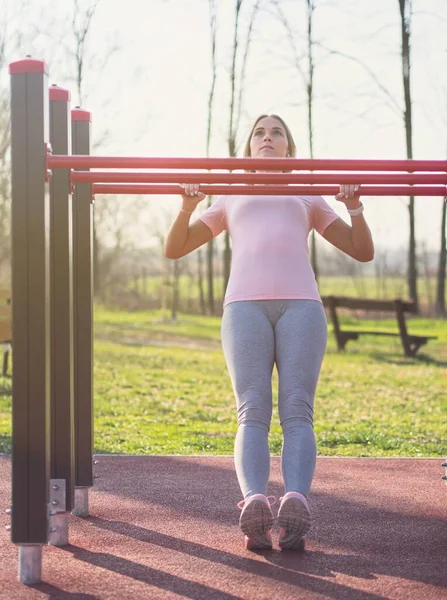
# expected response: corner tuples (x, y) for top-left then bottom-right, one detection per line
(61, 0), (119, 297)
(203, 0), (218, 316)
(324, 2), (419, 307)
(0, 0), (33, 281)
(71, 0), (100, 106)
(45, 0), (151, 305)
(398, 0), (418, 311)
(306, 0), (318, 278)
(224, 0), (262, 292)
(271, 0), (319, 278)
(434, 66), (447, 316)
(28, 0), (118, 298)
(309, 2), (418, 307)
(424, 21), (447, 317)
(153, 208), (187, 319)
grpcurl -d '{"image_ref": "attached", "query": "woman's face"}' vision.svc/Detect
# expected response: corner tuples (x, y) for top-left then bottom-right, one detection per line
(249, 116), (289, 159)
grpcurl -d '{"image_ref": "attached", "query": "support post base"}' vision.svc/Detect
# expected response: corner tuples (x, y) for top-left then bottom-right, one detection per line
(48, 512), (69, 546)
(18, 545), (42, 585)
(72, 487), (89, 517)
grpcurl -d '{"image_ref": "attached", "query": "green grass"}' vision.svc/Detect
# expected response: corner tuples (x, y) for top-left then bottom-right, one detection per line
(0, 307), (446, 457)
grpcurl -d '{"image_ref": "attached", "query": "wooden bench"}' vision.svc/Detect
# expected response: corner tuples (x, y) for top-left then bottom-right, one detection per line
(321, 296), (437, 357)
(0, 290), (11, 376)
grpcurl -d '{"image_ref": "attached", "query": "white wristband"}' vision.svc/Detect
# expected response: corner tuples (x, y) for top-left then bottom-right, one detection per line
(347, 202), (364, 216)
(180, 208), (194, 214)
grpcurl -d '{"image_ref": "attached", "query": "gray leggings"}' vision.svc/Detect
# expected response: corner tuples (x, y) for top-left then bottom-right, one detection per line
(221, 299), (328, 500)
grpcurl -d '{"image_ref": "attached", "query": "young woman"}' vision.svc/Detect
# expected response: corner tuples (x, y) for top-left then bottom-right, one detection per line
(164, 114), (374, 552)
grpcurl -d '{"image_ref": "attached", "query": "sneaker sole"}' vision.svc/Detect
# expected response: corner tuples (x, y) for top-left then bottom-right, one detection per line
(239, 498), (274, 550)
(278, 497), (311, 550)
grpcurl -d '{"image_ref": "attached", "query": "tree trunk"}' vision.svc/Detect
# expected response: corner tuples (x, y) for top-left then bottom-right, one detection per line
(273, 0), (319, 279)
(206, 0), (218, 316)
(399, 0), (418, 311)
(436, 198), (446, 316)
(171, 259), (180, 322)
(160, 239), (168, 314)
(223, 0), (260, 295)
(206, 237), (215, 314)
(93, 218), (100, 297)
(421, 243), (433, 314)
(307, 0), (318, 281)
(198, 249), (206, 315)
(224, 2), (242, 296)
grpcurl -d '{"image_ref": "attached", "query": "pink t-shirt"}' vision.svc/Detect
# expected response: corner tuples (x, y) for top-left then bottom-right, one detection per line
(199, 194), (340, 308)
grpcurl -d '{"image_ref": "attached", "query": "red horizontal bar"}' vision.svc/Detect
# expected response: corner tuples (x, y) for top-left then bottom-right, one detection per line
(48, 155), (447, 172)
(72, 171), (447, 185)
(91, 184), (447, 197)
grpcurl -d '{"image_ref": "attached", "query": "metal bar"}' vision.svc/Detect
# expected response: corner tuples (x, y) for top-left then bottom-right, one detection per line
(48, 155), (447, 172)
(72, 171), (447, 185)
(9, 58), (50, 556)
(71, 108), (94, 499)
(91, 184), (447, 197)
(49, 85), (75, 517)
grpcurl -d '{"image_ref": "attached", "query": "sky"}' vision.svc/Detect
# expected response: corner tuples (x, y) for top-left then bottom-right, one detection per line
(3, 0), (447, 255)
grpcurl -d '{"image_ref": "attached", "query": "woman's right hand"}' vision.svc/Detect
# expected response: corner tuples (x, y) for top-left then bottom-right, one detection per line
(180, 183), (207, 213)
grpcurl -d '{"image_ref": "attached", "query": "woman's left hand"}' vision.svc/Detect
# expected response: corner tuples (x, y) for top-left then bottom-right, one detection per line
(335, 184), (361, 208)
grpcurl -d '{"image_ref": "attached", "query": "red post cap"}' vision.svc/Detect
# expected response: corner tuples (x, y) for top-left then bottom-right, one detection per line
(71, 107), (92, 122)
(49, 84), (71, 102)
(9, 57), (48, 74)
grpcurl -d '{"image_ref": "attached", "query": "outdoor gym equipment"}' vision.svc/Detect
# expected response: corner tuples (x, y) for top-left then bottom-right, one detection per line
(7, 57), (447, 585)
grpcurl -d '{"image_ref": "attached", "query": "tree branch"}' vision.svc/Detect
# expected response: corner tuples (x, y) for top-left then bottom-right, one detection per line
(314, 41), (403, 118)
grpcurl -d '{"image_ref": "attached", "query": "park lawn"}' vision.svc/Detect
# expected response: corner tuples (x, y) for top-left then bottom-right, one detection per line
(0, 307), (445, 457)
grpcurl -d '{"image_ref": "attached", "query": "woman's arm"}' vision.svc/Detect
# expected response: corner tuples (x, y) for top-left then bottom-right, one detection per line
(322, 184), (374, 263)
(164, 183), (213, 259)
(322, 214), (374, 262)
(164, 215), (213, 259)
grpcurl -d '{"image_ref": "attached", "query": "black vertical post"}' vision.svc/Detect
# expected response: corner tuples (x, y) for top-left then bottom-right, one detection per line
(9, 57), (50, 582)
(71, 108), (94, 499)
(49, 85), (75, 517)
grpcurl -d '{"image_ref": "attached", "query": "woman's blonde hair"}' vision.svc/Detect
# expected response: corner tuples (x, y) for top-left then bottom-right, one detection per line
(243, 114), (297, 158)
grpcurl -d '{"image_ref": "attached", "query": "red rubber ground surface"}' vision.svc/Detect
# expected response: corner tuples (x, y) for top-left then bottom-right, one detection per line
(0, 456), (445, 599)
